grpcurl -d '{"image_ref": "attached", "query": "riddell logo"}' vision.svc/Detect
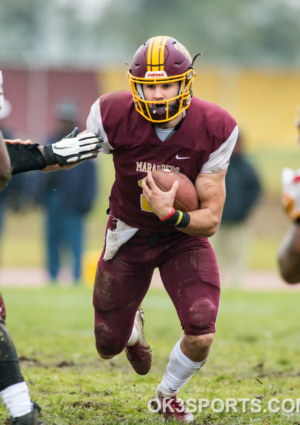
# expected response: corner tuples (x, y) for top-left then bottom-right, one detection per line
(145, 71), (167, 78)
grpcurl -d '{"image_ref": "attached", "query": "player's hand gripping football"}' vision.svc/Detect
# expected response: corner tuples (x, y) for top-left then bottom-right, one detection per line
(142, 171), (179, 219)
(281, 167), (300, 221)
(43, 127), (103, 166)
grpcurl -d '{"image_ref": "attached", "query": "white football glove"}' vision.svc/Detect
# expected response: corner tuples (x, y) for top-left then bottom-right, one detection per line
(43, 127), (102, 166)
(281, 167), (300, 221)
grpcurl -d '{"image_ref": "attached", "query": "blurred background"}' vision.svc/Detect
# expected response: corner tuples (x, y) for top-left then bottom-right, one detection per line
(0, 0), (299, 287)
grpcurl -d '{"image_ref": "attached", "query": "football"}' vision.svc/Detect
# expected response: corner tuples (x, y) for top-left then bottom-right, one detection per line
(151, 169), (199, 212)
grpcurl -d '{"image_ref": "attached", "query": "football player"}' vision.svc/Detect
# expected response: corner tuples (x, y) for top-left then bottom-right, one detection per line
(0, 70), (102, 425)
(87, 36), (238, 422)
(278, 107), (300, 283)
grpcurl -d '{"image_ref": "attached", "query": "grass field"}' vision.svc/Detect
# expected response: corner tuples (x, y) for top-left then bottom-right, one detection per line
(1, 286), (300, 424)
(0, 149), (300, 424)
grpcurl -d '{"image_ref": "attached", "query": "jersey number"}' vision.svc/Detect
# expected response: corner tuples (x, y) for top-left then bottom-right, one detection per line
(138, 179), (153, 213)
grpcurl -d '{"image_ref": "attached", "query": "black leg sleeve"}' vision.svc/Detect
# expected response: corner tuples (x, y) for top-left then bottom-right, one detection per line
(0, 322), (24, 391)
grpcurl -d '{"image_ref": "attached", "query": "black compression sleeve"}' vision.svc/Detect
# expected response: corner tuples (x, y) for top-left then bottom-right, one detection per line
(0, 323), (24, 391)
(7, 143), (47, 175)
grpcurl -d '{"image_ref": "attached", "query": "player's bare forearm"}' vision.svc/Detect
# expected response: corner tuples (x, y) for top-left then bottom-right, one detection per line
(178, 170), (226, 237)
(278, 223), (300, 284)
(178, 207), (222, 237)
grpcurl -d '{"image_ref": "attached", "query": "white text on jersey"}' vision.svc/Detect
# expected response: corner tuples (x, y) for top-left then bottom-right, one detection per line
(136, 162), (180, 173)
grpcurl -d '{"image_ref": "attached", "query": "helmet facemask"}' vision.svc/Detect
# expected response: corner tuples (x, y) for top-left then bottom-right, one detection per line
(127, 69), (195, 123)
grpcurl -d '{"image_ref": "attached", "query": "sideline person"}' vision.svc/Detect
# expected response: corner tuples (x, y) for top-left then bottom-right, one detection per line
(0, 70), (102, 425)
(86, 36), (238, 422)
(32, 100), (98, 285)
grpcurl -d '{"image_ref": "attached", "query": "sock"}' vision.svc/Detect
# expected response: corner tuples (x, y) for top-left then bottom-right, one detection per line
(1, 381), (32, 418)
(127, 322), (138, 346)
(159, 339), (207, 395)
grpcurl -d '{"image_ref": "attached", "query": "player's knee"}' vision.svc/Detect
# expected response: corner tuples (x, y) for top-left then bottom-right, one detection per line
(184, 333), (215, 352)
(94, 322), (126, 357)
(187, 297), (218, 334)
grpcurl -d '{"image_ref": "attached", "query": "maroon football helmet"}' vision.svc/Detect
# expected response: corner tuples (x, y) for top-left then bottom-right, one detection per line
(127, 36), (196, 123)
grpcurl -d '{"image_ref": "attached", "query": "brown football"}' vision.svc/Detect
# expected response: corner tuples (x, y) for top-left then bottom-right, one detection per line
(151, 169), (199, 212)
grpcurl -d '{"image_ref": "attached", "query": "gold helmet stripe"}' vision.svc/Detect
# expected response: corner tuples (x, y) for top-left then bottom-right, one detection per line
(159, 36), (168, 70)
(147, 37), (155, 72)
(147, 36), (168, 72)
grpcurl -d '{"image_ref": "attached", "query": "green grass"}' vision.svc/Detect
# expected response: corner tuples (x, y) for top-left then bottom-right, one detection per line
(1, 287), (300, 424)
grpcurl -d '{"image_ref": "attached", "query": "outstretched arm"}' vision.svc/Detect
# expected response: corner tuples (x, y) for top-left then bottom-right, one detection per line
(5, 128), (102, 175)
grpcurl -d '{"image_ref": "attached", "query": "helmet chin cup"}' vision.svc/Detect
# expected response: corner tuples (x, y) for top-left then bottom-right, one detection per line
(149, 104), (179, 121)
(151, 106), (166, 118)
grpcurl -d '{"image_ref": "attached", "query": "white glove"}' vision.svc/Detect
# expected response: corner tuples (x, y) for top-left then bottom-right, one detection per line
(43, 127), (102, 165)
(281, 167), (300, 221)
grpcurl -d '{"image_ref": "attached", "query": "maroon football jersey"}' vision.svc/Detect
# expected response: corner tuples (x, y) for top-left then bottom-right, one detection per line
(99, 91), (236, 233)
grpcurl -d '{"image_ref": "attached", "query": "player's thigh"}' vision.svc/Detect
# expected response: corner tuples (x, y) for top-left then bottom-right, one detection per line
(160, 239), (220, 335)
(93, 249), (154, 352)
(93, 250), (154, 316)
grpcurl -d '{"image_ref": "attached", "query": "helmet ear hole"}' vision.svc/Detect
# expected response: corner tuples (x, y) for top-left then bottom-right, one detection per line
(178, 81), (183, 96)
(136, 83), (145, 100)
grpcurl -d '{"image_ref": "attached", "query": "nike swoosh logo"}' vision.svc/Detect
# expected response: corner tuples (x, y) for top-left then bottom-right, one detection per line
(176, 155), (191, 160)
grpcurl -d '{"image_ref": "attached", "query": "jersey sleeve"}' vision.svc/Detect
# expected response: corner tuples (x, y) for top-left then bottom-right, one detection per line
(201, 124), (238, 173)
(86, 98), (113, 155)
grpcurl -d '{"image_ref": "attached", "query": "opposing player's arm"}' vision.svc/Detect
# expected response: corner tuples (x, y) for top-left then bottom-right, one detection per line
(6, 128), (102, 175)
(142, 169), (227, 237)
(41, 127), (102, 171)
